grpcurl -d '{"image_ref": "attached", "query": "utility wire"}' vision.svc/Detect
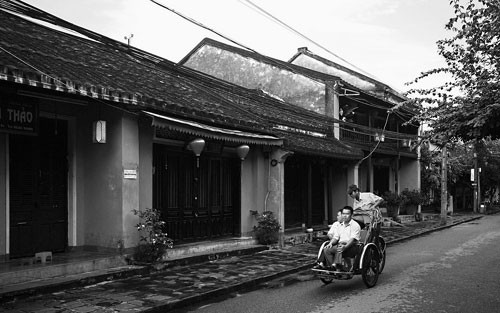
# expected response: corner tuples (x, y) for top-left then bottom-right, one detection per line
(149, 0), (257, 54)
(238, 0), (381, 80)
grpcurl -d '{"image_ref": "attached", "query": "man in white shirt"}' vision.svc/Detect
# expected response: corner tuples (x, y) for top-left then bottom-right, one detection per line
(348, 184), (383, 212)
(348, 184), (383, 241)
(314, 206), (360, 271)
(326, 209), (343, 239)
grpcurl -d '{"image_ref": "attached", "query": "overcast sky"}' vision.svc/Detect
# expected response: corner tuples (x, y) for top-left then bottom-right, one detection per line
(22, 0), (455, 92)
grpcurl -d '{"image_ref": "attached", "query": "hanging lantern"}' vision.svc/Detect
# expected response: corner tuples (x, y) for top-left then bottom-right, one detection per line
(188, 138), (205, 156)
(402, 139), (411, 147)
(92, 120), (106, 143)
(374, 132), (385, 142)
(236, 145), (250, 161)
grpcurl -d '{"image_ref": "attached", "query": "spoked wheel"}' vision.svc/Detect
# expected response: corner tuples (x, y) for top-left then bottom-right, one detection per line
(378, 250), (386, 274)
(361, 246), (380, 288)
(378, 237), (386, 274)
(320, 277), (333, 285)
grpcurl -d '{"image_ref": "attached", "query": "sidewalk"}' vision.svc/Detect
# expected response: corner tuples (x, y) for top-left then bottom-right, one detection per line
(0, 212), (495, 313)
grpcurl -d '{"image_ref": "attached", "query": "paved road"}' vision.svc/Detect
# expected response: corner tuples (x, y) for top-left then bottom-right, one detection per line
(174, 215), (500, 313)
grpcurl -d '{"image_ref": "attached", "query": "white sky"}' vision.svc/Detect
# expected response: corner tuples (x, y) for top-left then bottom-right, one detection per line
(22, 0), (455, 92)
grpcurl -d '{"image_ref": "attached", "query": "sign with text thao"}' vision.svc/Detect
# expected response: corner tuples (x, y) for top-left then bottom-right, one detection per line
(0, 96), (39, 135)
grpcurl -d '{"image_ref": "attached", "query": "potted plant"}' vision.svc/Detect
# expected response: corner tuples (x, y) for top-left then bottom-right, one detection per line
(382, 191), (405, 221)
(253, 211), (281, 245)
(401, 189), (425, 216)
(131, 208), (173, 264)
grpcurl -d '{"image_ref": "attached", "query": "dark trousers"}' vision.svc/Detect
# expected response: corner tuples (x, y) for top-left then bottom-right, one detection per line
(318, 244), (359, 267)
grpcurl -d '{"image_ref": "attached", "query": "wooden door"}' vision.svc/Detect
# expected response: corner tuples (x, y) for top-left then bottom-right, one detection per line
(9, 118), (68, 257)
(153, 145), (239, 242)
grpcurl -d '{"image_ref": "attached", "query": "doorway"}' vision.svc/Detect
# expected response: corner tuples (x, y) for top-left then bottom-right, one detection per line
(9, 118), (68, 258)
(153, 144), (240, 242)
(373, 165), (390, 196)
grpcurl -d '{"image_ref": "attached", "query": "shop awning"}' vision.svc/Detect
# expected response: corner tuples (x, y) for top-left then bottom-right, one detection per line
(143, 111), (283, 146)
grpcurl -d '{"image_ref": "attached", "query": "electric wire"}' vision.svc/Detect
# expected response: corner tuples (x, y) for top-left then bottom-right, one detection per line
(358, 111), (390, 163)
(2, 44), (417, 141)
(238, 0), (380, 80)
(3, 1), (419, 145)
(148, 0), (419, 140)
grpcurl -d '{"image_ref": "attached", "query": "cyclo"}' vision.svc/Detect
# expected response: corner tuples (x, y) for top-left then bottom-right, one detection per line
(311, 208), (386, 288)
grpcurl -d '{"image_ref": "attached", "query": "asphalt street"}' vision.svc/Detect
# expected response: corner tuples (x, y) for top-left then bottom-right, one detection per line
(0, 213), (491, 312)
(173, 215), (500, 313)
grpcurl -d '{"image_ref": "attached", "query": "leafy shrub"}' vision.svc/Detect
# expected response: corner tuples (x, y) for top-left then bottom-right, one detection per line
(401, 189), (426, 206)
(253, 211), (281, 245)
(382, 191), (405, 218)
(132, 208), (173, 263)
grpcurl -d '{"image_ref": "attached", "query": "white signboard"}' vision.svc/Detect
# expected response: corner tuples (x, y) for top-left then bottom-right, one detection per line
(124, 169), (137, 180)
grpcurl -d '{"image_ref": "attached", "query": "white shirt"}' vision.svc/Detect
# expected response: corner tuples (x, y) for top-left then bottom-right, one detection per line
(327, 221), (341, 239)
(334, 219), (361, 243)
(353, 192), (383, 211)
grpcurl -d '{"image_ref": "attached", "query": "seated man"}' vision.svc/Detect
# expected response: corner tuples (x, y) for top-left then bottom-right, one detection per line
(326, 209), (343, 240)
(314, 206), (361, 271)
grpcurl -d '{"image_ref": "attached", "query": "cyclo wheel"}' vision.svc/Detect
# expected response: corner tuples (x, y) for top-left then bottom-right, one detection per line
(378, 250), (386, 274)
(361, 246), (380, 288)
(378, 237), (386, 274)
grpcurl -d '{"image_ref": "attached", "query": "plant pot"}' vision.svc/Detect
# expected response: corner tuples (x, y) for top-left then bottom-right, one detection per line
(386, 205), (400, 219)
(255, 229), (279, 245)
(406, 204), (418, 215)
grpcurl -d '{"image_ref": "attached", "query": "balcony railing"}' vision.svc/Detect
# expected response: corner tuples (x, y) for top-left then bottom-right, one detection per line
(339, 123), (415, 149)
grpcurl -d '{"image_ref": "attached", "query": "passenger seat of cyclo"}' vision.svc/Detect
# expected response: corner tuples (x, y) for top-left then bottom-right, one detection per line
(352, 214), (370, 245)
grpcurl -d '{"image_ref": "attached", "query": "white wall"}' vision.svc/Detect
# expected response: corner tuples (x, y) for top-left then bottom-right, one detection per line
(399, 157), (420, 191)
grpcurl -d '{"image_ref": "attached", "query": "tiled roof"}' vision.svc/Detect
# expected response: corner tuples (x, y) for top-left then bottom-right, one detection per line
(0, 1), (363, 160)
(288, 47), (407, 104)
(180, 37), (401, 109)
(0, 3), (266, 131)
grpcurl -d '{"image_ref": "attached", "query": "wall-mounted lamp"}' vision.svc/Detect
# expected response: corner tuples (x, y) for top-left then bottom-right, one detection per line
(93, 120), (106, 143)
(236, 144), (250, 161)
(188, 138), (205, 168)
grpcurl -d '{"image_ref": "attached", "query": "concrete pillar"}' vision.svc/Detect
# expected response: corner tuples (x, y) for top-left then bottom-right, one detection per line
(325, 80), (340, 139)
(266, 149), (293, 235)
(121, 114), (140, 249)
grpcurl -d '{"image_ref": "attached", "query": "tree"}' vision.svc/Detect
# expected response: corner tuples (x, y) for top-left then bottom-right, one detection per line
(407, 0), (500, 143)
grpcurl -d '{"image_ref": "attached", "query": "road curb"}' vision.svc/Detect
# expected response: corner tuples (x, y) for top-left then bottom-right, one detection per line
(151, 216), (485, 311)
(386, 215), (483, 245)
(143, 262), (315, 312)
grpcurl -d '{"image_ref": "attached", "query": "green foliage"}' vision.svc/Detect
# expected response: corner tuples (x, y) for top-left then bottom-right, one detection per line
(481, 139), (500, 202)
(253, 211), (281, 245)
(382, 191), (404, 218)
(406, 0), (500, 143)
(132, 208), (173, 263)
(382, 191), (404, 207)
(420, 142), (441, 199)
(401, 189), (426, 206)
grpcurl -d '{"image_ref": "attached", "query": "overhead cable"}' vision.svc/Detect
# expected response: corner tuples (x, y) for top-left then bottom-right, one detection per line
(238, 0), (380, 80)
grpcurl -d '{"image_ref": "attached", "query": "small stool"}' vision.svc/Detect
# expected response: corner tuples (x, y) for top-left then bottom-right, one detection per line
(35, 251), (52, 264)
